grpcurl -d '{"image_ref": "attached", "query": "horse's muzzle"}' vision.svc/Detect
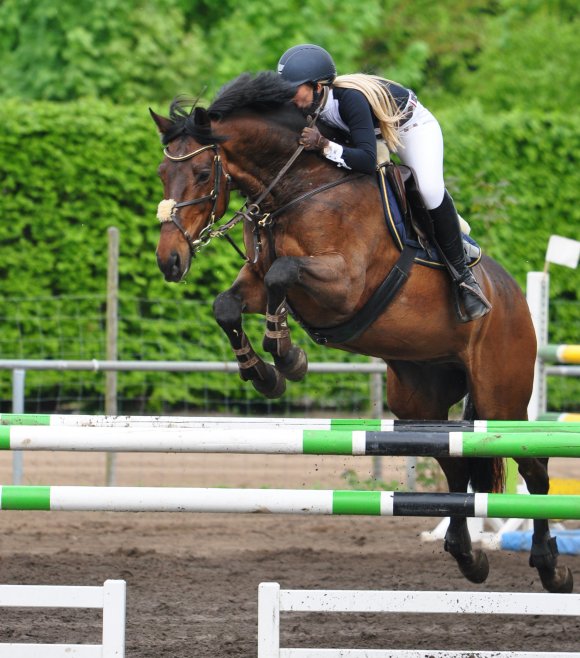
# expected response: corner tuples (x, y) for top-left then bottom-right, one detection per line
(156, 250), (189, 282)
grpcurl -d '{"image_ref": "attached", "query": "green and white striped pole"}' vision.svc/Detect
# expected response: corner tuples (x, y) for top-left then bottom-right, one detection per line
(1, 426), (579, 458)
(1, 413), (579, 433)
(1, 486), (579, 519)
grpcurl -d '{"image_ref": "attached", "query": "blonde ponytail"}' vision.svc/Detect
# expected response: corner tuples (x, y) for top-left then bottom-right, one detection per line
(333, 74), (404, 151)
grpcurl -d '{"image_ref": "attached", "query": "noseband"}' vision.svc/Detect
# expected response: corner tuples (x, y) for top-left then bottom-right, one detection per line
(157, 144), (231, 255)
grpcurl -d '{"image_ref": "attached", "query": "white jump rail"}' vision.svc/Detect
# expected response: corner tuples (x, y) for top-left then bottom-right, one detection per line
(258, 582), (580, 658)
(0, 579), (126, 658)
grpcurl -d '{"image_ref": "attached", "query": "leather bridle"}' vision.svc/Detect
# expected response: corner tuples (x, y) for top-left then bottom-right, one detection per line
(157, 144), (231, 256)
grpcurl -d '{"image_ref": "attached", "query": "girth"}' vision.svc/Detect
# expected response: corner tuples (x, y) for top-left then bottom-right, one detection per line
(287, 243), (418, 345)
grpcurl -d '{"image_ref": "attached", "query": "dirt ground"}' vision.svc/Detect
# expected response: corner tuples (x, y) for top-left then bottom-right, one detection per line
(0, 451), (579, 656)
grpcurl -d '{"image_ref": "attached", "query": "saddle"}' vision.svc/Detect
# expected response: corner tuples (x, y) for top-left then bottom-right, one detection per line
(383, 163), (428, 239)
(379, 162), (482, 268)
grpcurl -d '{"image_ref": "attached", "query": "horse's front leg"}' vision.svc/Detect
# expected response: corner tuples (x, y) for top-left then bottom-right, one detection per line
(516, 457), (573, 593)
(262, 257), (309, 381)
(213, 266), (286, 399)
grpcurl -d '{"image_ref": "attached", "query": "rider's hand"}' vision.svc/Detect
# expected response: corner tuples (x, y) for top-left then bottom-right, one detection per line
(300, 126), (329, 152)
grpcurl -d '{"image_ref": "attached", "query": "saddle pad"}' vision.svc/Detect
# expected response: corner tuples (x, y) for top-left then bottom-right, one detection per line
(378, 168), (482, 269)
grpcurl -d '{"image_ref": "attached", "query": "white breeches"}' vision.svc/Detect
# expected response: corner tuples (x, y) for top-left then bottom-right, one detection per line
(395, 101), (445, 210)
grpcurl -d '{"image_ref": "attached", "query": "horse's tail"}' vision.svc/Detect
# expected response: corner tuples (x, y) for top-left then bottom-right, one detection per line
(463, 394), (505, 493)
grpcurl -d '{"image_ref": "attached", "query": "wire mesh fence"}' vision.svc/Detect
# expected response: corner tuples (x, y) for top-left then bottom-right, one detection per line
(0, 294), (381, 416)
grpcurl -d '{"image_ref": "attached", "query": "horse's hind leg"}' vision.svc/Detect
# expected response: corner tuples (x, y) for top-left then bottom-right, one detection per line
(213, 268), (286, 399)
(437, 458), (491, 584)
(262, 258), (308, 381)
(467, 348), (573, 592)
(516, 457), (573, 593)
(387, 361), (490, 584)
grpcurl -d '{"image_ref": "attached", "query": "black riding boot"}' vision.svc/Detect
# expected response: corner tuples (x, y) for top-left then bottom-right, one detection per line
(430, 192), (491, 322)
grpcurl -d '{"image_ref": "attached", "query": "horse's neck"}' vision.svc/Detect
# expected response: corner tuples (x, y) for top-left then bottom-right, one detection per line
(219, 117), (305, 199)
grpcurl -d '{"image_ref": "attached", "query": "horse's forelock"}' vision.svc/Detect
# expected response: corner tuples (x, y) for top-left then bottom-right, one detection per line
(162, 97), (217, 146)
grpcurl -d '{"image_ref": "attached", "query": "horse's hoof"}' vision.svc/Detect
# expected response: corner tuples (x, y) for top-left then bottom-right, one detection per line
(275, 347), (308, 382)
(457, 549), (490, 584)
(538, 566), (574, 594)
(252, 369), (286, 399)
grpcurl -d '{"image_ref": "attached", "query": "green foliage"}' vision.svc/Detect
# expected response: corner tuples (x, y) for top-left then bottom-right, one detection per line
(0, 0), (382, 104)
(0, 0), (210, 104)
(453, 12), (580, 112)
(363, 0), (498, 92)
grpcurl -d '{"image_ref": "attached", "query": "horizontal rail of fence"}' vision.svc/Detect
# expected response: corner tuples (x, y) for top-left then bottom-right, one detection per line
(258, 582), (580, 658)
(0, 359), (388, 373)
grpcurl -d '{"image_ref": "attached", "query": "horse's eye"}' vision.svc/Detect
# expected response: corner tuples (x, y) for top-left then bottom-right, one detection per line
(197, 171), (211, 184)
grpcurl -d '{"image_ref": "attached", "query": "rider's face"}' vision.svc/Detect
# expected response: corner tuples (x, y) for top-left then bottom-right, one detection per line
(292, 83), (323, 110)
(292, 83), (314, 109)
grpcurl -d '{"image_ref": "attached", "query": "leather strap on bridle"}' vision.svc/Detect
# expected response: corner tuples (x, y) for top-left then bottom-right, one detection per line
(158, 145), (231, 255)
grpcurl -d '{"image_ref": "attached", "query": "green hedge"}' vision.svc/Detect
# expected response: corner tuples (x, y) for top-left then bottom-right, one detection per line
(0, 99), (577, 412)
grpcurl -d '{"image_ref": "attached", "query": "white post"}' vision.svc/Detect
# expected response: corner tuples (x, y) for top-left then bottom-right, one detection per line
(526, 271), (549, 420)
(11, 368), (25, 485)
(258, 582), (280, 658)
(106, 227), (120, 486)
(102, 579), (126, 658)
(369, 357), (384, 482)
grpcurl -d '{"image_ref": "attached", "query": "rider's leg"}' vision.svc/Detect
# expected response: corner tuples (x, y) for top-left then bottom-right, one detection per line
(429, 192), (491, 321)
(395, 101), (491, 322)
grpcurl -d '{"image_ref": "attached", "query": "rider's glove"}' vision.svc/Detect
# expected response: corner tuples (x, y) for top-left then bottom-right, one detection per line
(300, 126), (329, 152)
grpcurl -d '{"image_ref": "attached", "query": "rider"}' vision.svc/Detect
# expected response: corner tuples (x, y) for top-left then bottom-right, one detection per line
(277, 43), (491, 323)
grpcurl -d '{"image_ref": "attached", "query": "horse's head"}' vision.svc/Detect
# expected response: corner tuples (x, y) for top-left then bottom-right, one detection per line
(151, 72), (334, 281)
(150, 104), (231, 282)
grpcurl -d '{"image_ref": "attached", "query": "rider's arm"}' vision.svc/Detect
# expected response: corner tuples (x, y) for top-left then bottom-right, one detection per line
(323, 88), (377, 175)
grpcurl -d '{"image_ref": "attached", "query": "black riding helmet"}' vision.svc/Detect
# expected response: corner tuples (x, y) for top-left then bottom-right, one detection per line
(277, 44), (337, 86)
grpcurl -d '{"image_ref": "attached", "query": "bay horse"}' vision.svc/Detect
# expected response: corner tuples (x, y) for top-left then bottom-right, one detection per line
(150, 71), (573, 593)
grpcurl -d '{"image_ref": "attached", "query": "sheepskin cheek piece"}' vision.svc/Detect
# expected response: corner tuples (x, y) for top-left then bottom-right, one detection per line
(157, 199), (176, 223)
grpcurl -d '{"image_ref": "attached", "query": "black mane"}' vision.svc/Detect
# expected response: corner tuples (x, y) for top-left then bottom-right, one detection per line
(162, 72), (303, 146)
(208, 71), (298, 119)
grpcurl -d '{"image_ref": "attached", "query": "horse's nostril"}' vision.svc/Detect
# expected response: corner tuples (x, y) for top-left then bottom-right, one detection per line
(167, 251), (182, 279)
(156, 250), (182, 281)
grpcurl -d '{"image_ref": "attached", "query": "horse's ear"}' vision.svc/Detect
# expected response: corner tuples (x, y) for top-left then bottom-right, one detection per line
(193, 107), (211, 127)
(149, 108), (173, 135)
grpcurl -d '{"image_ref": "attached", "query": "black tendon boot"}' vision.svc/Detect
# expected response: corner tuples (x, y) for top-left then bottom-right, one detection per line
(430, 192), (492, 322)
